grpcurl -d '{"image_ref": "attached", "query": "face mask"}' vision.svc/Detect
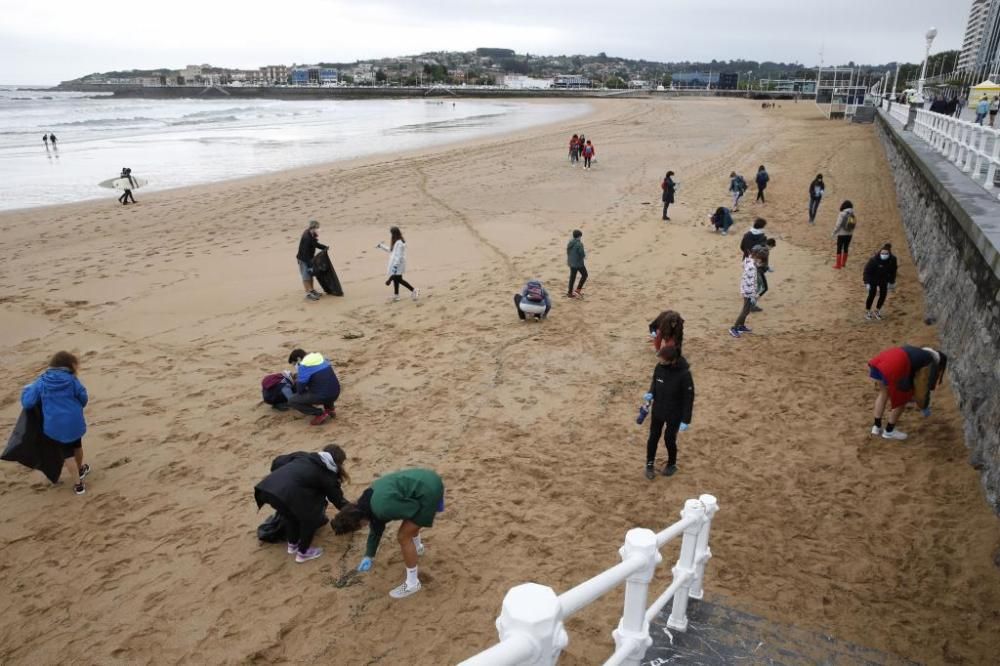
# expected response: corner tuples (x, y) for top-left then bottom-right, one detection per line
(880, 253), (890, 260)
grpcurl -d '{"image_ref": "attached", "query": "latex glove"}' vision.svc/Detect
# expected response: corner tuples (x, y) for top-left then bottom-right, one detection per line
(921, 407), (932, 418)
(643, 392), (653, 403)
(679, 423), (689, 432)
(889, 283), (896, 291)
(357, 557), (373, 572)
(865, 283), (871, 291)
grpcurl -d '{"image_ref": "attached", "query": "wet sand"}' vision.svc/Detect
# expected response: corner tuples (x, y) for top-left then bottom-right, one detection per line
(1, 98), (998, 665)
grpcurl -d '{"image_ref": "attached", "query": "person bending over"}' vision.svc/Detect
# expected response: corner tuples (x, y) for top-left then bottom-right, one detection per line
(254, 444), (349, 563)
(514, 279), (551, 320)
(331, 468), (445, 599)
(867, 345), (947, 441)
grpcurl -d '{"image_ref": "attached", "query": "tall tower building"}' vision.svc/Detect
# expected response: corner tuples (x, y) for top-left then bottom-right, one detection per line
(959, 0), (1000, 79)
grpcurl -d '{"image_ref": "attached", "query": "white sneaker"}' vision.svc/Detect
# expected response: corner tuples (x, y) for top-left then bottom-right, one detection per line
(389, 581), (422, 599)
(873, 310), (883, 320)
(865, 311), (873, 321)
(870, 425), (883, 436)
(388, 295), (400, 303)
(411, 288), (420, 301)
(882, 429), (908, 441)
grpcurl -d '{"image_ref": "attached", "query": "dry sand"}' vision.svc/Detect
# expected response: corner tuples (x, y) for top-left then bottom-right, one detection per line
(1, 98), (999, 665)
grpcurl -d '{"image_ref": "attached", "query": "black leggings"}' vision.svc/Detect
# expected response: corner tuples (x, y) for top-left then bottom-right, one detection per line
(866, 282), (888, 310)
(568, 266), (588, 295)
(756, 188), (765, 202)
(584, 156), (592, 167)
(280, 511), (316, 553)
(646, 417), (680, 466)
(662, 202), (670, 219)
(119, 189), (135, 204)
(836, 235), (853, 254)
(757, 270), (768, 298)
(388, 275), (414, 295)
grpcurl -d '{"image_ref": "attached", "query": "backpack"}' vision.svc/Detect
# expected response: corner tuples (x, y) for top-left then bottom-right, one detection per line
(524, 282), (545, 303)
(843, 211), (857, 232)
(261, 373), (291, 405)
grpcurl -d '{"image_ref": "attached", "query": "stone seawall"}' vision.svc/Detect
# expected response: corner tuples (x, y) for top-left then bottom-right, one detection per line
(875, 109), (1000, 514)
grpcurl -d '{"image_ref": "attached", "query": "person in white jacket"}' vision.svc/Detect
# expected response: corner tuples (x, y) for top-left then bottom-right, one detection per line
(730, 248), (765, 338)
(377, 226), (418, 302)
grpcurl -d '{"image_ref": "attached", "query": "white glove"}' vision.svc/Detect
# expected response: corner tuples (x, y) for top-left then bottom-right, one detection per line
(888, 283), (896, 291)
(865, 283), (871, 291)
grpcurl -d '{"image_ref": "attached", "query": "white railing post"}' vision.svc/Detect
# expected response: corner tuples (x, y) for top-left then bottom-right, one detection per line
(688, 494), (719, 600)
(611, 528), (661, 666)
(985, 131), (999, 193)
(666, 498), (705, 631)
(495, 583), (567, 666)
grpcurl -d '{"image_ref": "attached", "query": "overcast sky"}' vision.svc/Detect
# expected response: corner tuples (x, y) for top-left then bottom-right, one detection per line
(0, 0), (969, 85)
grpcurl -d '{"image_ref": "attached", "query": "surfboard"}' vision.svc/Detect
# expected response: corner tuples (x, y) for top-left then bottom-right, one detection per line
(99, 177), (148, 190)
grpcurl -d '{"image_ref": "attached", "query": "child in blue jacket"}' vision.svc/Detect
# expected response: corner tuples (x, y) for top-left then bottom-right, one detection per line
(21, 351), (91, 494)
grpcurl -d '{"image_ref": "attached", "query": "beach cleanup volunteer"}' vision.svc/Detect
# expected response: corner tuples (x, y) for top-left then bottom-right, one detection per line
(867, 345), (948, 441)
(331, 468), (444, 599)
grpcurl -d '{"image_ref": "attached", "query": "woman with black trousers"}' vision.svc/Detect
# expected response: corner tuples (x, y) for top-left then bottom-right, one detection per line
(863, 243), (898, 320)
(661, 171), (676, 220)
(644, 346), (695, 480)
(254, 444), (349, 563)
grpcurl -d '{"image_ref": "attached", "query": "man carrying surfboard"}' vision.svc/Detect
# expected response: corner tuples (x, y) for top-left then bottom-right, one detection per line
(118, 167), (137, 205)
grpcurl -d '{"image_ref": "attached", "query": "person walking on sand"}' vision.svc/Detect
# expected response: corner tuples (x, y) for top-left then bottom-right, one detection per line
(118, 167), (137, 205)
(990, 95), (999, 127)
(582, 140), (595, 169)
(832, 200), (857, 269)
(287, 349), (340, 425)
(754, 165), (769, 203)
(42, 133), (49, 148)
(49, 133), (57, 148)
(729, 171), (747, 211)
(709, 206), (734, 235)
(750, 238), (776, 310)
(643, 345), (694, 480)
(566, 229), (587, 298)
(332, 468), (445, 599)
(254, 444), (350, 563)
(730, 247), (765, 338)
(661, 170), (676, 221)
(867, 345), (947, 440)
(20, 351), (91, 495)
(378, 226), (418, 302)
(296, 220), (328, 302)
(569, 134), (580, 164)
(808, 174), (825, 224)
(863, 243), (898, 321)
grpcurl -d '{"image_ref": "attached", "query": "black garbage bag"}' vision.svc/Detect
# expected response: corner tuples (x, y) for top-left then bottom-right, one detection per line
(257, 512), (288, 543)
(2, 406), (63, 484)
(311, 250), (344, 296)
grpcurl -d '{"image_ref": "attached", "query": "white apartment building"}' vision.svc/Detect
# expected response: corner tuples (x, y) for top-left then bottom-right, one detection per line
(958, 0), (993, 71)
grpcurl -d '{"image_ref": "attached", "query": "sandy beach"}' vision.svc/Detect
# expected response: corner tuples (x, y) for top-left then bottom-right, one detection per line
(1, 98), (999, 665)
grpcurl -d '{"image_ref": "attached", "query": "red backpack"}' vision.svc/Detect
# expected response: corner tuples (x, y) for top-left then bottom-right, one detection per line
(261, 373), (291, 405)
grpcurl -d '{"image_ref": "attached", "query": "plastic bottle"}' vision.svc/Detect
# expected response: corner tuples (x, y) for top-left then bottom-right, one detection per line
(636, 393), (653, 425)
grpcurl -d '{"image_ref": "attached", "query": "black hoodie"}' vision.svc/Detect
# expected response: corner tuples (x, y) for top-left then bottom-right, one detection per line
(648, 357), (695, 423)
(863, 253), (898, 285)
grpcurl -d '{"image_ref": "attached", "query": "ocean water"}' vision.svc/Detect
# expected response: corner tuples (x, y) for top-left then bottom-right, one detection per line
(0, 87), (589, 211)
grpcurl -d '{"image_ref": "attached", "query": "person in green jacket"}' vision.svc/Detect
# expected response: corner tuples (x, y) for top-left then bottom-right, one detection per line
(331, 468), (444, 599)
(566, 229), (587, 298)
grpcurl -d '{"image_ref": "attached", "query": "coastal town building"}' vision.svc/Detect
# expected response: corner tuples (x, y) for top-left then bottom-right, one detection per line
(958, 0), (1000, 79)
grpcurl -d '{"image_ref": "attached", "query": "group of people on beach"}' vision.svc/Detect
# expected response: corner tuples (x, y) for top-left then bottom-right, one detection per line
(297, 221), (418, 303)
(568, 133), (596, 169)
(42, 133), (58, 149)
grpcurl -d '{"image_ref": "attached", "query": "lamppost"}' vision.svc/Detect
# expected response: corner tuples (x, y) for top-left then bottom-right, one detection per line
(916, 27), (938, 103)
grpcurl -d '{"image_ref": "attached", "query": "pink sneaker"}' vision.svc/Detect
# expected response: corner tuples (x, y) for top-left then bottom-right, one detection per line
(287, 542), (298, 554)
(295, 547), (323, 563)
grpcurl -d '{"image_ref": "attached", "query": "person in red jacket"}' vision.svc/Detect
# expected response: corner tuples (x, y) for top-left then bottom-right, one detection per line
(867, 345), (947, 440)
(582, 140), (595, 169)
(568, 134), (580, 164)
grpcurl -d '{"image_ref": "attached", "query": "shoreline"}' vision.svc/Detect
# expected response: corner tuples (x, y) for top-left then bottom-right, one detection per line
(0, 98), (603, 218)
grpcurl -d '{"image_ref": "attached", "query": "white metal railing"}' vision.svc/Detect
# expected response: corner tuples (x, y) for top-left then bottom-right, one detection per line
(886, 104), (1000, 200)
(459, 494), (719, 666)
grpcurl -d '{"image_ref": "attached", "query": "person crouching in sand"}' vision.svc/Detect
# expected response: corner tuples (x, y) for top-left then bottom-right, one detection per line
(644, 346), (694, 480)
(331, 468), (444, 599)
(287, 348), (340, 425)
(254, 444), (350, 563)
(867, 345), (947, 441)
